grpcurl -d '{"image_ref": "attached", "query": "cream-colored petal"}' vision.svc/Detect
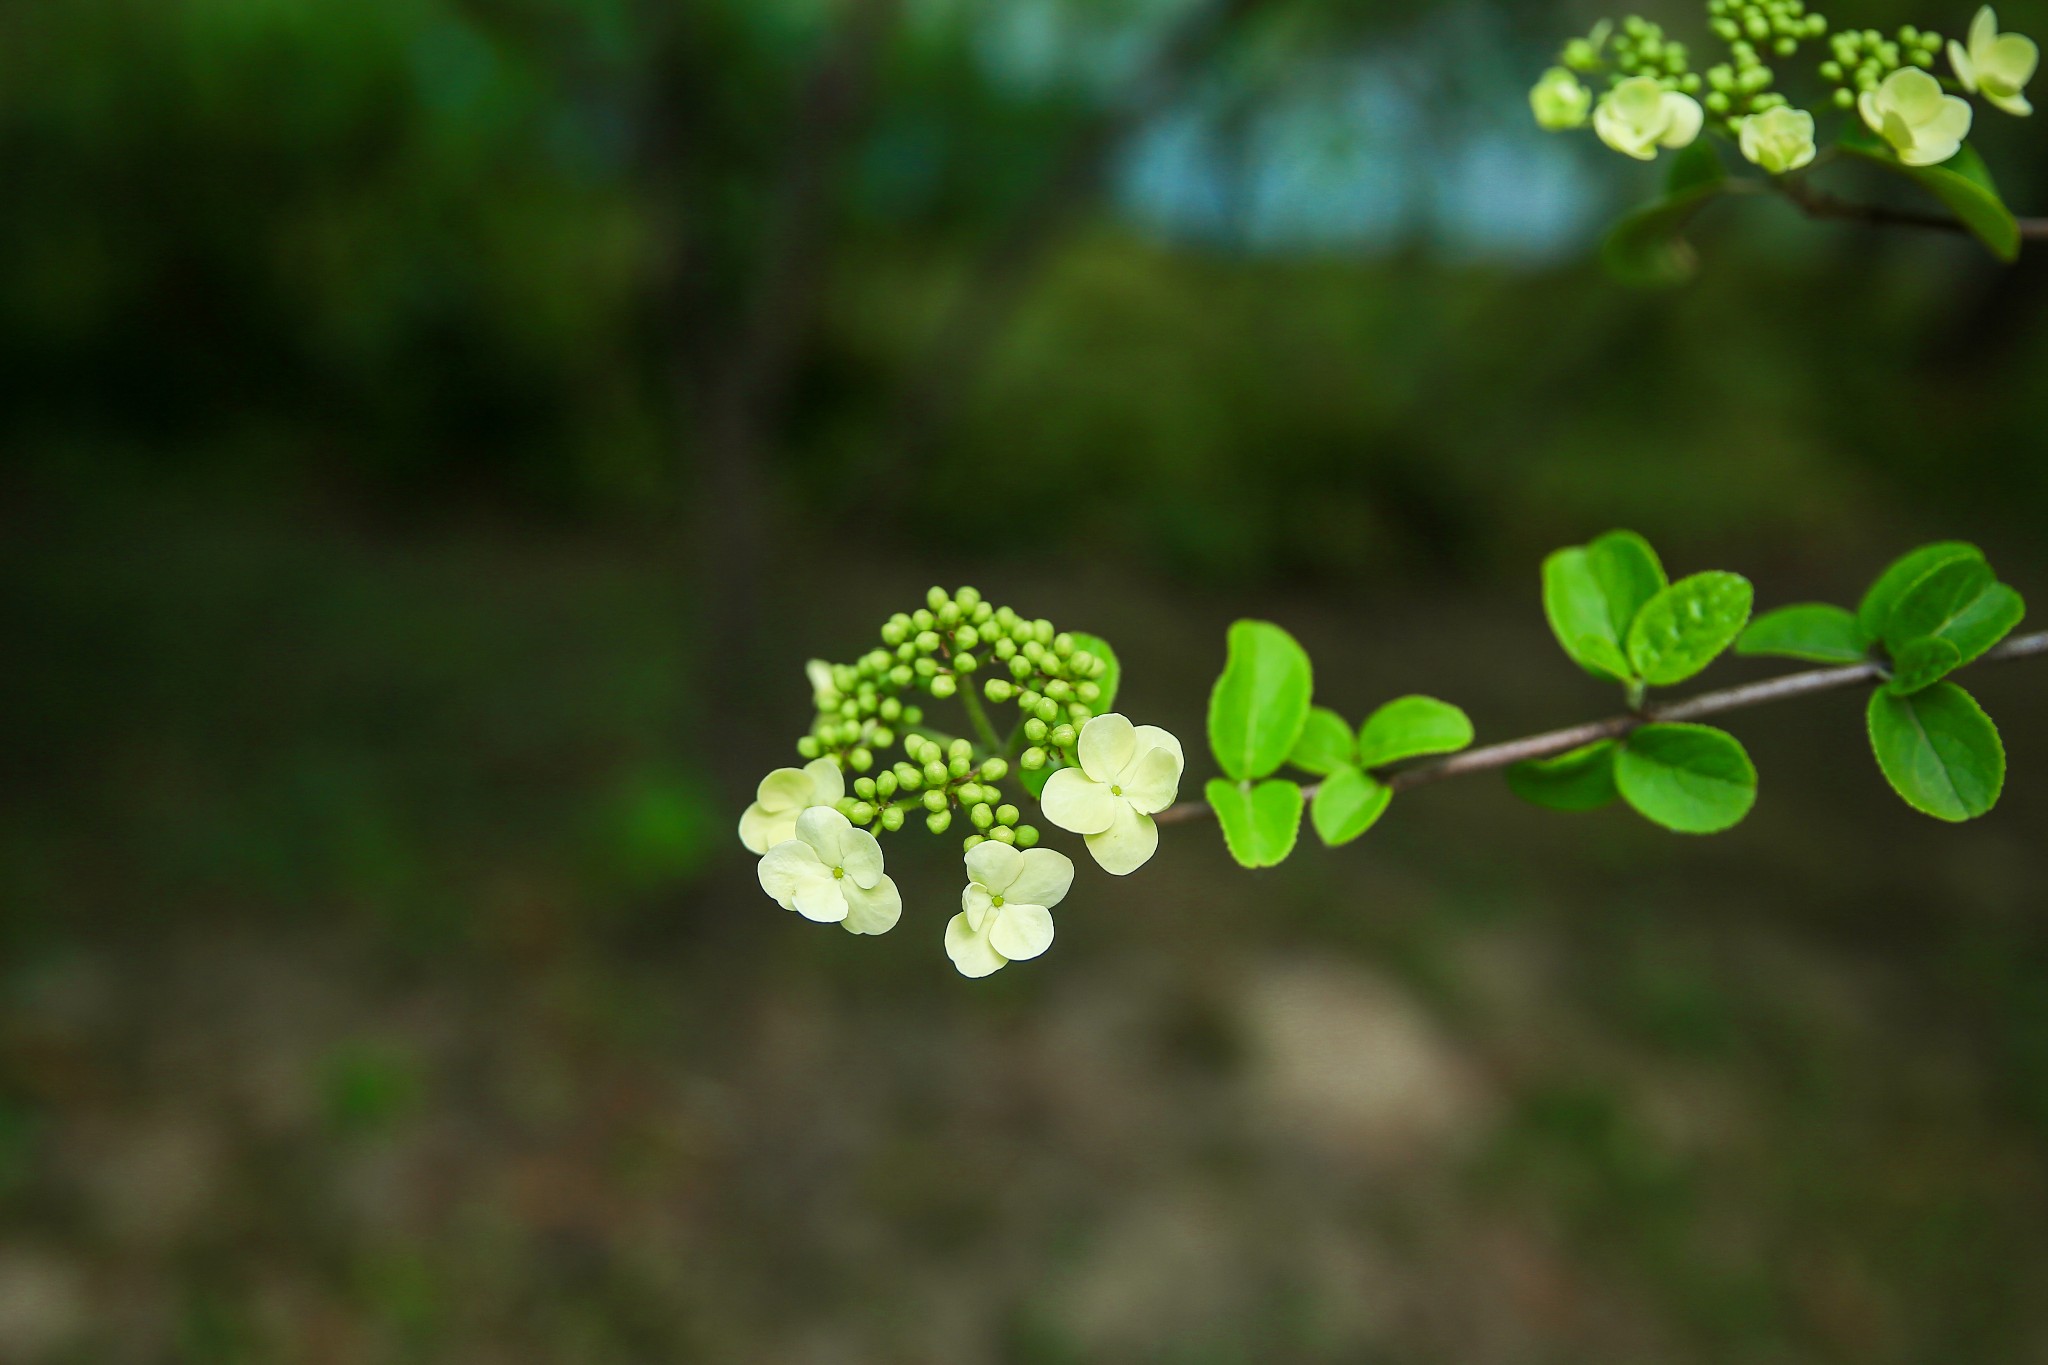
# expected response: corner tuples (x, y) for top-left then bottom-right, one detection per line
(961, 883), (997, 932)
(1657, 91), (1703, 147)
(1004, 848), (1074, 909)
(739, 802), (797, 855)
(1131, 725), (1185, 773)
(758, 841), (820, 909)
(794, 805), (852, 864)
(1952, 38), (1980, 92)
(839, 876), (901, 935)
(1888, 68), (1947, 122)
(964, 839), (1023, 894)
(754, 766), (814, 814)
(1040, 768), (1118, 835)
(801, 757), (845, 805)
(989, 903), (1055, 961)
(1076, 713), (1136, 783)
(944, 913), (1009, 978)
(1084, 802), (1158, 875)
(839, 823), (885, 889)
(1988, 87), (2033, 114)
(1116, 746), (1183, 815)
(1972, 5), (1999, 60)
(1859, 89), (1885, 132)
(1987, 33), (2037, 86)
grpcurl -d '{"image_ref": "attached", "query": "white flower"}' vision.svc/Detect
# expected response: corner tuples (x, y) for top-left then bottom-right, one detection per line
(1039, 713), (1183, 875)
(1530, 66), (1592, 131)
(1737, 106), (1818, 174)
(1592, 76), (1704, 160)
(738, 757), (843, 854)
(757, 807), (901, 935)
(944, 842), (1074, 978)
(1951, 6), (2037, 116)
(1860, 67), (1973, 165)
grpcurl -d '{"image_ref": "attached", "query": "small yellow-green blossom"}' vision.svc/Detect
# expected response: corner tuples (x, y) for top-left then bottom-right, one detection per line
(1860, 67), (1973, 164)
(944, 842), (1074, 978)
(738, 757), (843, 854)
(1951, 6), (2037, 116)
(1593, 77), (1705, 160)
(1040, 713), (1184, 875)
(1737, 106), (1819, 173)
(1530, 67), (1593, 130)
(757, 806), (902, 934)
(806, 658), (840, 710)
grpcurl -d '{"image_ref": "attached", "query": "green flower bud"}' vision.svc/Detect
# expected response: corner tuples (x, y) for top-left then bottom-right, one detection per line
(797, 737), (822, 758)
(948, 738), (972, 761)
(930, 674), (956, 699)
(923, 760), (948, 786)
(979, 757), (1009, 782)
(849, 801), (875, 824)
(876, 771), (898, 798)
(1014, 824), (1039, 848)
(880, 806), (905, 833)
(956, 782), (985, 806)
(1033, 619), (1054, 644)
(962, 833), (984, 850)
(992, 637), (1017, 660)
(971, 601), (993, 625)
(989, 825), (1015, 844)
(1035, 698), (1060, 724)
(854, 777), (877, 800)
(954, 626), (979, 651)
(880, 621), (906, 648)
(894, 762), (922, 791)
(983, 679), (1013, 703)
(970, 803), (994, 830)
(1068, 702), (1091, 723)
(1049, 723), (1076, 749)
(1044, 680), (1072, 702)
(1024, 717), (1048, 743)
(923, 788), (949, 814)
(1008, 656), (1033, 681)
(949, 755), (971, 779)
(955, 653), (978, 673)
(926, 586), (949, 611)
(834, 796), (859, 816)
(955, 586), (981, 611)
(849, 747), (873, 771)
(1707, 89), (1732, 111)
(915, 630), (940, 654)
(870, 727), (895, 749)
(1819, 59), (1842, 78)
(902, 705), (923, 725)
(1022, 747), (1047, 771)
(1077, 682), (1101, 704)
(995, 803), (1019, 826)
(926, 810), (952, 835)
(913, 658), (937, 680)
(1774, 35), (1796, 54)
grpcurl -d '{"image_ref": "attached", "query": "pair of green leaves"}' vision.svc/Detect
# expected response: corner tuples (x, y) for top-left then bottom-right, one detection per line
(1543, 530), (1754, 690)
(1204, 620), (1474, 866)
(1738, 541), (2021, 821)
(1507, 724), (1758, 834)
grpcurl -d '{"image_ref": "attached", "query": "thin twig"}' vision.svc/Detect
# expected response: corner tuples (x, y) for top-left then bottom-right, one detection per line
(1777, 177), (2048, 239)
(1151, 629), (2048, 825)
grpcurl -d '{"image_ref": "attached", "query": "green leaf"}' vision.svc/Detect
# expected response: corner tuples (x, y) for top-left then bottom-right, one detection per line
(1858, 541), (1984, 639)
(1886, 635), (1964, 695)
(1356, 695), (1475, 768)
(1736, 603), (1870, 663)
(1543, 548), (1636, 683)
(1310, 767), (1391, 846)
(1207, 778), (1306, 867)
(1615, 723), (1758, 833)
(1883, 557), (2024, 670)
(1207, 620), (1313, 782)
(1601, 142), (1727, 287)
(1866, 682), (2005, 821)
(1840, 131), (2021, 263)
(1067, 632), (1120, 715)
(1505, 740), (1621, 812)
(1626, 572), (1755, 686)
(1289, 706), (1355, 776)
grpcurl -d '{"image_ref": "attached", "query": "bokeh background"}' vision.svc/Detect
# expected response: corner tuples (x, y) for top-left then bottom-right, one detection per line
(5, 0), (2048, 1359)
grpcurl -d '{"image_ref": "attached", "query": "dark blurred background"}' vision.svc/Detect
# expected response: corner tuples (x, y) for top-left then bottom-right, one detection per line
(3, 0), (2048, 1358)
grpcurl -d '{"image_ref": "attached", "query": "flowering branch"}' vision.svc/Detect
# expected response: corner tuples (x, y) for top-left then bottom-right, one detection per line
(1775, 176), (2048, 237)
(1156, 628), (2046, 825)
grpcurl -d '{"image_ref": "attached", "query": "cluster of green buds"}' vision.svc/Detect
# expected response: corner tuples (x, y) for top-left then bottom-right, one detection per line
(1699, 0), (1828, 119)
(857, 734), (1031, 846)
(1821, 25), (1943, 106)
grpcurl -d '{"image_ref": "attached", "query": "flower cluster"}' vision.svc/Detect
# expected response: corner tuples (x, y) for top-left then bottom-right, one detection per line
(1532, 2), (2034, 176)
(738, 588), (1184, 977)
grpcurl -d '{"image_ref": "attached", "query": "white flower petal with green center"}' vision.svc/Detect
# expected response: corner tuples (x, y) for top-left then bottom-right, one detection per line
(737, 757), (844, 853)
(961, 883), (997, 931)
(1086, 801), (1158, 876)
(945, 912), (1010, 977)
(1955, 8), (2037, 114)
(1003, 848), (1075, 909)
(757, 806), (901, 935)
(964, 840), (1025, 894)
(839, 878), (902, 935)
(1862, 68), (1974, 164)
(1117, 745), (1183, 814)
(1593, 77), (1693, 159)
(759, 842), (848, 923)
(989, 903), (1055, 961)
(1657, 91), (1703, 148)
(1738, 107), (1818, 174)
(1530, 66), (1592, 131)
(1077, 712), (1137, 782)
(1041, 767), (1118, 834)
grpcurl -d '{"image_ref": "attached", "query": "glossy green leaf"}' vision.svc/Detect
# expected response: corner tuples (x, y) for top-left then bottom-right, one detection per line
(1857, 541), (1984, 639)
(1601, 142), (1727, 287)
(1840, 131), (2021, 263)
(1505, 740), (1621, 812)
(1207, 777), (1305, 868)
(1866, 682), (2005, 821)
(1310, 766), (1392, 847)
(1543, 548), (1635, 682)
(1886, 635), (1964, 695)
(1067, 632), (1120, 715)
(1356, 695), (1474, 768)
(1288, 706), (1355, 776)
(1615, 723), (1758, 833)
(1884, 559), (2024, 670)
(1736, 603), (1870, 663)
(1589, 530), (1669, 632)
(1626, 572), (1754, 686)
(1207, 620), (1313, 782)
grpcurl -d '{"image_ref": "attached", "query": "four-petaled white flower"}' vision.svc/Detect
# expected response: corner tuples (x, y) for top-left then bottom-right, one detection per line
(1040, 713), (1184, 875)
(758, 807), (902, 934)
(944, 842), (1074, 978)
(738, 757), (844, 854)
(1860, 67), (1973, 165)
(1530, 67), (1592, 131)
(1951, 6), (2037, 116)
(1737, 106), (1819, 174)
(1592, 77), (1704, 160)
